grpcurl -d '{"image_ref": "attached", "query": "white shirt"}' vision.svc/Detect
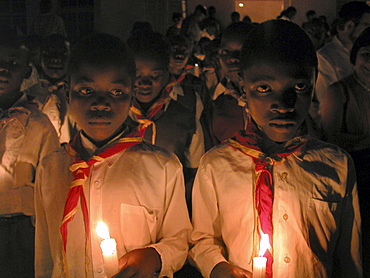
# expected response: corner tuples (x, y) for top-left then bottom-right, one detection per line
(0, 93), (59, 216)
(35, 139), (192, 278)
(189, 138), (362, 278)
(316, 36), (353, 104)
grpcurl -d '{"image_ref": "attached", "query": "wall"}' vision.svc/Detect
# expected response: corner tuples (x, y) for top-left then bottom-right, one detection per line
(187, 0), (337, 28)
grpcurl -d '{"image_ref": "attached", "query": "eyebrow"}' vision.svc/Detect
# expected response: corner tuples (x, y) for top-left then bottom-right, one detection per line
(73, 76), (130, 85)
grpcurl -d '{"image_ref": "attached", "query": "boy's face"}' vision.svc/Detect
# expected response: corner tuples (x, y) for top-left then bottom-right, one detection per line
(169, 43), (190, 74)
(68, 64), (133, 142)
(355, 45), (370, 82)
(41, 41), (69, 79)
(218, 38), (243, 82)
(134, 56), (169, 103)
(0, 45), (29, 96)
(242, 60), (315, 143)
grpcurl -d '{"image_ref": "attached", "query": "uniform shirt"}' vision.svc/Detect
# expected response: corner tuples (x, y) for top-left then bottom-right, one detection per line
(35, 135), (192, 278)
(24, 78), (73, 143)
(316, 36), (353, 104)
(190, 138), (361, 278)
(0, 93), (59, 216)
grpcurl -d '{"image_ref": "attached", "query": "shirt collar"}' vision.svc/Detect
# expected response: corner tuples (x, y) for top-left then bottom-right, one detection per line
(80, 128), (128, 158)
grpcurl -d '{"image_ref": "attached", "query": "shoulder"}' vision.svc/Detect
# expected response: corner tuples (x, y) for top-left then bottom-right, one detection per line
(125, 141), (182, 167)
(38, 146), (73, 174)
(301, 138), (352, 163)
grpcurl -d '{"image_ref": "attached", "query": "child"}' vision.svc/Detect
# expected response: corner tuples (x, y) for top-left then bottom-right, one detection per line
(190, 20), (362, 278)
(35, 33), (191, 277)
(127, 32), (204, 210)
(211, 21), (254, 143)
(25, 34), (73, 143)
(0, 26), (60, 277)
(167, 34), (213, 151)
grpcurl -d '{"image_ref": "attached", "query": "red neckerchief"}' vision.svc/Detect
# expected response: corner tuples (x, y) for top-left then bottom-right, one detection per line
(225, 117), (308, 278)
(60, 130), (143, 276)
(130, 75), (181, 144)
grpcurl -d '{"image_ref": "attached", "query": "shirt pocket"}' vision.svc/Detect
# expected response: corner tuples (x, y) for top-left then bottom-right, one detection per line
(120, 203), (158, 251)
(311, 182), (342, 212)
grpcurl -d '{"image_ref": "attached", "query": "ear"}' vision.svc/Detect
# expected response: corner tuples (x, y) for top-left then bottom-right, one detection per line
(24, 65), (32, 79)
(344, 20), (356, 33)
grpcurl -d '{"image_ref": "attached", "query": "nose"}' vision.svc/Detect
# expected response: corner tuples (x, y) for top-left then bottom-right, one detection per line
(91, 94), (111, 111)
(51, 58), (62, 64)
(137, 76), (152, 86)
(270, 89), (296, 113)
(227, 51), (240, 64)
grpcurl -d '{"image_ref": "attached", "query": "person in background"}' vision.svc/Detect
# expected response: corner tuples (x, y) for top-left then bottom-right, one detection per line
(190, 19), (361, 278)
(321, 26), (370, 277)
(35, 33), (191, 278)
(127, 32), (205, 212)
(315, 1), (370, 116)
(181, 5), (207, 45)
(166, 12), (184, 38)
(0, 25), (59, 278)
(230, 11), (240, 23)
(277, 6), (297, 21)
(24, 34), (74, 143)
(211, 21), (254, 144)
(32, 0), (67, 38)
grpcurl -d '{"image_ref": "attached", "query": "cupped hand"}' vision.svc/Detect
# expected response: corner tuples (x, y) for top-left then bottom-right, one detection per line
(210, 262), (252, 278)
(112, 247), (161, 278)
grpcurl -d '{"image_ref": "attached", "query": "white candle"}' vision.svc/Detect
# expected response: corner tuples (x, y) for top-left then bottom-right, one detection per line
(253, 233), (269, 278)
(97, 222), (119, 278)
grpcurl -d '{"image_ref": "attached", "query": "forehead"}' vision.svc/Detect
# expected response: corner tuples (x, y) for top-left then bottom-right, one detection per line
(243, 60), (315, 81)
(70, 64), (132, 84)
(0, 45), (27, 59)
(220, 39), (243, 50)
(135, 56), (167, 70)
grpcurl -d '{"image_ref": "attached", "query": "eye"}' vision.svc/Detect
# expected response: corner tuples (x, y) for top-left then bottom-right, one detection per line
(361, 51), (370, 59)
(110, 89), (128, 96)
(151, 73), (164, 81)
(78, 87), (93, 95)
(219, 49), (229, 56)
(255, 85), (271, 93)
(294, 83), (308, 92)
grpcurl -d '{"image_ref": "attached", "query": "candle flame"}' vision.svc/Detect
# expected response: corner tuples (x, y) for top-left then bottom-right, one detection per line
(96, 222), (110, 240)
(258, 233), (270, 257)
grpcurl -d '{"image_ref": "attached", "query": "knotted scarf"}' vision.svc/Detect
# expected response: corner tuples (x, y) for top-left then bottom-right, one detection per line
(225, 118), (308, 278)
(60, 130), (143, 276)
(130, 73), (186, 144)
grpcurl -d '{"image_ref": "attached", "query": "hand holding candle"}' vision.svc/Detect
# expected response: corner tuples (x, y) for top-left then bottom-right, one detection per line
(97, 222), (119, 278)
(253, 233), (269, 278)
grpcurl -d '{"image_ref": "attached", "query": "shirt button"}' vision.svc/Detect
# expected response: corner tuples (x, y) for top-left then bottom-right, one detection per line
(283, 214), (289, 220)
(97, 267), (103, 273)
(94, 180), (100, 189)
(281, 172), (288, 180)
(284, 256), (291, 263)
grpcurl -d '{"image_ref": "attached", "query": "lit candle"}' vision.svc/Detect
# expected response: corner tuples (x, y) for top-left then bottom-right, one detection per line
(253, 233), (269, 278)
(96, 222), (119, 278)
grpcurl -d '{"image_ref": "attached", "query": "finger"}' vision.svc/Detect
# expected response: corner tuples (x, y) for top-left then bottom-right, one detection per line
(115, 265), (138, 278)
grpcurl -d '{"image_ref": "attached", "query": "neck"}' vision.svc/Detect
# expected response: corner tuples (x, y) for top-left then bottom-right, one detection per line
(0, 89), (23, 110)
(336, 33), (353, 51)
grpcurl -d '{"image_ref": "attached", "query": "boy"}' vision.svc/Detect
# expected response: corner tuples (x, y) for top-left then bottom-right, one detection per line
(211, 21), (254, 143)
(190, 20), (362, 278)
(35, 33), (191, 277)
(127, 32), (204, 210)
(25, 34), (73, 143)
(0, 26), (59, 277)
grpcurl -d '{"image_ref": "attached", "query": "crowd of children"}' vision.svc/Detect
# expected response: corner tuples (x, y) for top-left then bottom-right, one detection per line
(0, 2), (368, 278)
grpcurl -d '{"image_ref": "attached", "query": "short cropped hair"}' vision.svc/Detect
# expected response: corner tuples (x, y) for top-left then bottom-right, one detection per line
(167, 34), (192, 50)
(337, 1), (370, 30)
(350, 26), (370, 64)
(221, 21), (255, 44)
(128, 32), (170, 67)
(68, 33), (135, 79)
(241, 20), (317, 71)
